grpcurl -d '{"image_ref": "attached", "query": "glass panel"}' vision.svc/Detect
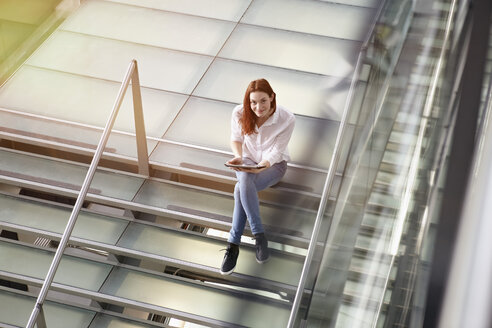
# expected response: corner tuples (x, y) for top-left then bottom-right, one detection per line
(60, 0), (235, 55)
(0, 66), (186, 137)
(0, 290), (95, 328)
(133, 179), (317, 241)
(0, 0), (59, 24)
(0, 149), (145, 201)
(193, 58), (365, 121)
(242, 0), (376, 41)
(105, 0), (252, 21)
(0, 241), (112, 291)
(0, 193), (128, 245)
(164, 97), (233, 151)
(27, 30), (214, 94)
(0, 109), (160, 159)
(302, 0), (478, 326)
(118, 222), (303, 286)
(220, 24), (361, 76)
(100, 267), (291, 327)
(0, 20), (34, 58)
(291, 118), (340, 169)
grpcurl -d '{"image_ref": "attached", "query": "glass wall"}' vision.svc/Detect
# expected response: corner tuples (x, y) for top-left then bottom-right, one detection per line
(294, 0), (415, 326)
(300, 0), (476, 327)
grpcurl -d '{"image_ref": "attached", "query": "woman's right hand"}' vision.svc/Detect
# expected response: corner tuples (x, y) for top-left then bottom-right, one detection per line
(226, 157), (243, 171)
(227, 157), (243, 165)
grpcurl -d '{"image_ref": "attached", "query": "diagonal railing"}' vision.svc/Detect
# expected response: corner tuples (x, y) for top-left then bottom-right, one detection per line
(25, 59), (149, 328)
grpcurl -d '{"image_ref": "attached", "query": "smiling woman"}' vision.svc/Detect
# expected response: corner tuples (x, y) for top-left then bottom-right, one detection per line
(221, 78), (296, 275)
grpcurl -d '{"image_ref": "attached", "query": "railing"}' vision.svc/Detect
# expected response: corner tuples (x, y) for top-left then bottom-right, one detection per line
(286, 1), (391, 326)
(25, 59), (149, 328)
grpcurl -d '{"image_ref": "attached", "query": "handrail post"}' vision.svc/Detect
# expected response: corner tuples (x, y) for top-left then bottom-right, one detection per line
(36, 306), (47, 328)
(131, 60), (150, 176)
(25, 60), (148, 328)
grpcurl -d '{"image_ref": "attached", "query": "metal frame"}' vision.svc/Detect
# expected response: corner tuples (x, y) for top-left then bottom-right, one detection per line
(25, 59), (149, 328)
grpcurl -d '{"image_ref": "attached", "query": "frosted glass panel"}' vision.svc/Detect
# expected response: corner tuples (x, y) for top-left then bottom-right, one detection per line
(28, 31), (213, 94)
(0, 149), (144, 201)
(164, 97), (233, 151)
(150, 141), (234, 174)
(193, 59), (357, 120)
(0, 194), (128, 245)
(0, 241), (112, 291)
(61, 0), (235, 55)
(220, 24), (360, 76)
(134, 180), (316, 240)
(101, 268), (290, 327)
(0, 291), (95, 328)
(106, 0), (252, 21)
(0, 109), (159, 159)
(0, 66), (186, 137)
(290, 117), (339, 168)
(118, 223), (303, 286)
(242, 0), (375, 41)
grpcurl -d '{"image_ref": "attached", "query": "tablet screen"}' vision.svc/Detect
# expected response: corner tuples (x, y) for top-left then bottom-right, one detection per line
(224, 163), (266, 169)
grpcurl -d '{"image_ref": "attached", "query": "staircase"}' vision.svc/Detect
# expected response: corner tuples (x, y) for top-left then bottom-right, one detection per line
(0, 0), (383, 327)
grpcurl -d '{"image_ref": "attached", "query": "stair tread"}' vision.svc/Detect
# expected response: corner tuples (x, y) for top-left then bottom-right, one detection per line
(0, 240), (291, 328)
(0, 289), (154, 328)
(0, 148), (318, 246)
(0, 192), (304, 289)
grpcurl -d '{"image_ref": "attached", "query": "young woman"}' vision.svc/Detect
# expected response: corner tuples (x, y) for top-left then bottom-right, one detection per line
(220, 78), (295, 275)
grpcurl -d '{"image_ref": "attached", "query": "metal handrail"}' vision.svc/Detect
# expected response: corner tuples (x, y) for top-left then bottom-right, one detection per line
(25, 59), (149, 328)
(286, 1), (391, 326)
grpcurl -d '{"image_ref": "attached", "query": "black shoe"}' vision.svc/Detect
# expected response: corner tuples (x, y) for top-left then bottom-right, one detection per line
(254, 233), (270, 263)
(220, 243), (239, 275)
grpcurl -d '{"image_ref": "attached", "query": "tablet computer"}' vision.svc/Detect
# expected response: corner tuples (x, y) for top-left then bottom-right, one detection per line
(224, 163), (266, 169)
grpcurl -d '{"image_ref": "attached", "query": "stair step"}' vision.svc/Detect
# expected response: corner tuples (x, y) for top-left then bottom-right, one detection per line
(0, 109), (329, 200)
(0, 148), (318, 247)
(0, 192), (304, 292)
(0, 288), (161, 328)
(0, 239), (291, 328)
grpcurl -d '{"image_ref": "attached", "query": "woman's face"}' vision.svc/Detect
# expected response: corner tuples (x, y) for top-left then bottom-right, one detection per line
(250, 91), (274, 118)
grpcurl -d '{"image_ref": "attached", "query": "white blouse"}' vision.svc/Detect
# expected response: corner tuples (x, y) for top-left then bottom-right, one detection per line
(230, 104), (295, 165)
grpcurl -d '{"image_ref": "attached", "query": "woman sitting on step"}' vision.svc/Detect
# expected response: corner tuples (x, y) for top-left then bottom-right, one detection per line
(220, 78), (295, 275)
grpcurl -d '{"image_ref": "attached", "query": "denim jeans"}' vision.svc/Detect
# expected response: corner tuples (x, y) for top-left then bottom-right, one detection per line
(228, 159), (287, 245)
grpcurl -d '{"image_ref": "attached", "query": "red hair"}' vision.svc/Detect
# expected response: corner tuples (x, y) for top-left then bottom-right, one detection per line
(240, 79), (276, 135)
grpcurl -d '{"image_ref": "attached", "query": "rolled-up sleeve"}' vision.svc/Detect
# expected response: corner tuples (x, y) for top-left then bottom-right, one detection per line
(230, 105), (244, 143)
(263, 114), (295, 165)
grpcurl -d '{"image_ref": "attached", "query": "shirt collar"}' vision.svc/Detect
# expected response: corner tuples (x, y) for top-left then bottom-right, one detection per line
(261, 107), (279, 127)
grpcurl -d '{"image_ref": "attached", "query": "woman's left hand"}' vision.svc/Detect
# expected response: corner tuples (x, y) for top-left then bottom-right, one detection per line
(242, 160), (270, 173)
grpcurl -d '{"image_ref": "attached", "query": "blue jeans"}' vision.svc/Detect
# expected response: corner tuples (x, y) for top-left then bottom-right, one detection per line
(228, 159), (287, 245)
